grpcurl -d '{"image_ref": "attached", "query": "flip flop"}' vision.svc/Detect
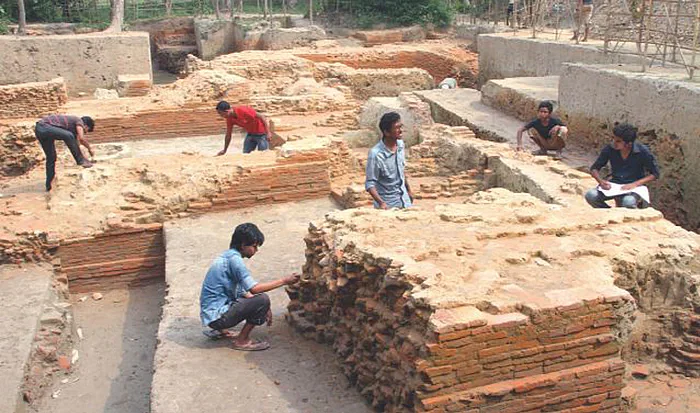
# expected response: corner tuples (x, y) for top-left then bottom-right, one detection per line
(203, 329), (238, 340)
(232, 340), (270, 351)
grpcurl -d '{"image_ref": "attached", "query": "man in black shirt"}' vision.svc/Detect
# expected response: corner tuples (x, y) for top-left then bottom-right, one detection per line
(516, 101), (568, 159)
(585, 123), (660, 209)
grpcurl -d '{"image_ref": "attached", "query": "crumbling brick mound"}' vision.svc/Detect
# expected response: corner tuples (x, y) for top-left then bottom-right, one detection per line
(0, 122), (41, 177)
(0, 78), (68, 120)
(285, 198), (650, 412)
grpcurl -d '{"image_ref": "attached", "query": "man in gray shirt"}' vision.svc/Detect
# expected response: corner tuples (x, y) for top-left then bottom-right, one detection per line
(365, 112), (413, 209)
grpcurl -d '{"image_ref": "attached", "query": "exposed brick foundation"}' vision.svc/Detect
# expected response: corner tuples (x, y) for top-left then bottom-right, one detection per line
(296, 50), (467, 85)
(57, 224), (165, 293)
(0, 78), (67, 120)
(287, 202), (637, 412)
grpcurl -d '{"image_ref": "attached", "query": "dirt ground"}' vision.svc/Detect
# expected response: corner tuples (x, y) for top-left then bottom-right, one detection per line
(36, 284), (165, 413)
(152, 197), (372, 413)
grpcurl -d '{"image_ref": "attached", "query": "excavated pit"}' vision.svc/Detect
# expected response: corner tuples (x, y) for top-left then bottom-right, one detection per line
(1, 32), (698, 413)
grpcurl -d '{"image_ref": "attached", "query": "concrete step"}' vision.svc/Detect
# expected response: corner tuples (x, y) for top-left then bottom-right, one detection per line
(151, 199), (371, 413)
(0, 264), (52, 412)
(481, 76), (560, 122)
(414, 88), (595, 171)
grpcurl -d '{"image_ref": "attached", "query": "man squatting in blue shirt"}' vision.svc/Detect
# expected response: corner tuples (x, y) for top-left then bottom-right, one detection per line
(200, 223), (300, 351)
(585, 123), (660, 209)
(365, 112), (414, 209)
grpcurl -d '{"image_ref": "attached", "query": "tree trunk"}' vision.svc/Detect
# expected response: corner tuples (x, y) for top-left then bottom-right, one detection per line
(213, 0), (221, 19)
(308, 0), (313, 23)
(263, 0), (269, 18)
(237, 0), (243, 15)
(17, 0), (27, 35)
(165, 0), (172, 15)
(106, 0), (125, 32)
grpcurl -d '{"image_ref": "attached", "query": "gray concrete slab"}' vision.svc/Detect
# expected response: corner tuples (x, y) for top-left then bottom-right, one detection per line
(417, 88), (525, 144)
(0, 264), (52, 413)
(152, 198), (371, 413)
(415, 88), (596, 171)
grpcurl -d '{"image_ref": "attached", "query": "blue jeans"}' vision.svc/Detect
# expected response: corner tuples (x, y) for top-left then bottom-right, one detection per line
(243, 133), (269, 154)
(584, 188), (646, 209)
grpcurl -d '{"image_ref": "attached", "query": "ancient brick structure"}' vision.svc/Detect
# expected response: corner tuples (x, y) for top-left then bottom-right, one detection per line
(287, 204), (638, 412)
(0, 78), (67, 120)
(0, 122), (41, 177)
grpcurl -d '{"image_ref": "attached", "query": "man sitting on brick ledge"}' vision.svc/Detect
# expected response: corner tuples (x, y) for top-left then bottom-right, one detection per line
(585, 122), (660, 209)
(215, 101), (271, 155)
(516, 100), (568, 160)
(200, 223), (300, 351)
(34, 114), (95, 191)
(365, 112), (414, 209)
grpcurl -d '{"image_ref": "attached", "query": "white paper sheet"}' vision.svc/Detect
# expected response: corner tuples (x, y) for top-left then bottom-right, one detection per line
(597, 183), (650, 204)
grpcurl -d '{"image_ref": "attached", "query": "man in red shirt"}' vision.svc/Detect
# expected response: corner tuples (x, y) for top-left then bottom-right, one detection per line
(215, 101), (271, 155)
(34, 114), (95, 191)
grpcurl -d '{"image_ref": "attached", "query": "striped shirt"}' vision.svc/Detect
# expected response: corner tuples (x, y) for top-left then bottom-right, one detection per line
(38, 115), (85, 136)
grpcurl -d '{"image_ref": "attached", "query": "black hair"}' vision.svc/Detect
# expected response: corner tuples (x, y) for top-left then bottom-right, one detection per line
(216, 101), (231, 112)
(229, 223), (265, 251)
(613, 122), (637, 143)
(81, 116), (95, 132)
(538, 101), (554, 114)
(379, 112), (401, 136)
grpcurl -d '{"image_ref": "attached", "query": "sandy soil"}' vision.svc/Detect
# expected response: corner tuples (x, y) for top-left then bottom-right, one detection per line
(36, 284), (165, 413)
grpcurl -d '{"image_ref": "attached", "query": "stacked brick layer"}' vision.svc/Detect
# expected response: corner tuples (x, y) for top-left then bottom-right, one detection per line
(287, 209), (635, 412)
(0, 122), (41, 177)
(116, 75), (152, 97)
(297, 50), (463, 85)
(0, 78), (67, 120)
(670, 311), (700, 377)
(58, 224), (164, 293)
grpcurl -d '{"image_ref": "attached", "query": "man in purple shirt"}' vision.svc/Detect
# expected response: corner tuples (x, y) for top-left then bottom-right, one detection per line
(34, 114), (95, 191)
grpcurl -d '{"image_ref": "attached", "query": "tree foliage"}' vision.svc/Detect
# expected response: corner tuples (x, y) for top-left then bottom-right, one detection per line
(321, 0), (454, 28)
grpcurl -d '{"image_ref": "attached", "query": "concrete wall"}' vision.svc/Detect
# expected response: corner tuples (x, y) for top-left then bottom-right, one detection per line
(477, 34), (640, 84)
(0, 33), (152, 95)
(559, 63), (700, 231)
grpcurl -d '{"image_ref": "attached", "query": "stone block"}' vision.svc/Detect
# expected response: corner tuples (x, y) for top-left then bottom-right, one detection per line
(116, 74), (152, 97)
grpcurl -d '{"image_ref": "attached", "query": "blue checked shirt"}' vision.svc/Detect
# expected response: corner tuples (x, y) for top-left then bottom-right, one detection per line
(365, 139), (412, 209)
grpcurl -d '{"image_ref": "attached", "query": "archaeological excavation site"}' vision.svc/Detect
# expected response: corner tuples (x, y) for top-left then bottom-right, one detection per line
(1, 3), (700, 413)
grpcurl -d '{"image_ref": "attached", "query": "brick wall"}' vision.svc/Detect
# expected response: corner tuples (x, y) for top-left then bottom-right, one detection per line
(88, 107), (225, 144)
(0, 122), (41, 177)
(57, 224), (164, 293)
(0, 78), (67, 120)
(287, 217), (634, 412)
(296, 50), (460, 84)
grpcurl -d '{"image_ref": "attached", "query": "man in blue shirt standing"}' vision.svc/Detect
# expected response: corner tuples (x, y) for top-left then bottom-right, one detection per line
(365, 112), (414, 209)
(585, 123), (660, 209)
(200, 223), (299, 351)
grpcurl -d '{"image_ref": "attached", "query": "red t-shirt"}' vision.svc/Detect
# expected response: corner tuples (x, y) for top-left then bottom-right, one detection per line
(226, 106), (266, 134)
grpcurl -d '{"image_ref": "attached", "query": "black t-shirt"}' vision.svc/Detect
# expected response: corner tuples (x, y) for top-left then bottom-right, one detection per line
(525, 117), (565, 139)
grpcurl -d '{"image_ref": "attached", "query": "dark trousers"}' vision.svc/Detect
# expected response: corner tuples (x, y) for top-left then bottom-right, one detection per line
(208, 293), (270, 331)
(34, 122), (85, 190)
